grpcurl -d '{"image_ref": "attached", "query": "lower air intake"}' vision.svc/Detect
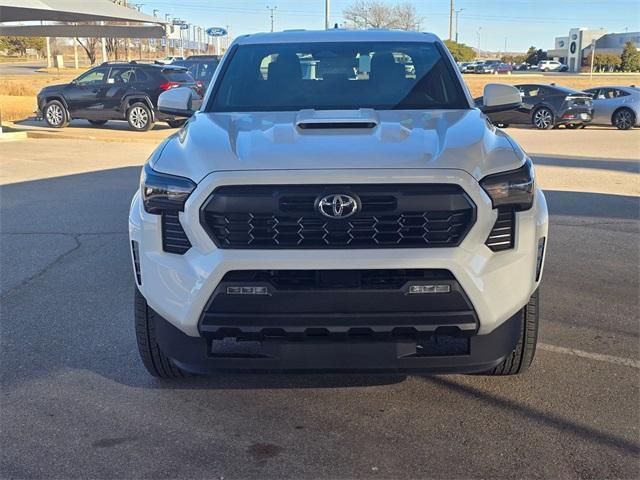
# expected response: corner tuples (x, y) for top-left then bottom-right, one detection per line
(485, 208), (515, 251)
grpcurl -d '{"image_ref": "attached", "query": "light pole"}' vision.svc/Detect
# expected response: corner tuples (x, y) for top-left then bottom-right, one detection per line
(476, 27), (482, 58)
(325, 0), (330, 30)
(454, 8), (464, 43)
(267, 6), (277, 32)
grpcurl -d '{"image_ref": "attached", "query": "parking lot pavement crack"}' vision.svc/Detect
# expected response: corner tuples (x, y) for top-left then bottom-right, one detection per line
(0, 233), (83, 300)
(553, 220), (639, 228)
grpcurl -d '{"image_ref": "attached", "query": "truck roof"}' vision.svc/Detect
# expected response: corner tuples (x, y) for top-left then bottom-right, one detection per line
(234, 29), (441, 45)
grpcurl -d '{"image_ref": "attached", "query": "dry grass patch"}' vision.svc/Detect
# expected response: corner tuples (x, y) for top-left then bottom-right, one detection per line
(463, 74), (640, 97)
(0, 74), (79, 121)
(0, 95), (36, 122)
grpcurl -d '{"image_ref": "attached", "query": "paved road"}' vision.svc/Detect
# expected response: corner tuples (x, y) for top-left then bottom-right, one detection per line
(0, 61), (47, 75)
(1, 129), (638, 479)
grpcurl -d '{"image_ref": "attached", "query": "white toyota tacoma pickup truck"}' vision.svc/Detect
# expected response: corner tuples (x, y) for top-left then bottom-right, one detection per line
(129, 29), (548, 377)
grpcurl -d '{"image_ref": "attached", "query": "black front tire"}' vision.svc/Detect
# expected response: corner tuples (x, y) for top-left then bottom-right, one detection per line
(481, 290), (539, 376)
(88, 119), (108, 126)
(135, 288), (188, 378)
(43, 100), (69, 128)
(166, 119), (187, 128)
(126, 102), (154, 132)
(612, 108), (635, 130)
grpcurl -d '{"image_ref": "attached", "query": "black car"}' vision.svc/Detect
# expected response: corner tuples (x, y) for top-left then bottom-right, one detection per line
(475, 84), (593, 129)
(173, 55), (222, 90)
(36, 61), (200, 131)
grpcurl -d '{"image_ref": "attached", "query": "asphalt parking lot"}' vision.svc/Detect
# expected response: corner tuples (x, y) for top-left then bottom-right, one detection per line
(1, 127), (639, 479)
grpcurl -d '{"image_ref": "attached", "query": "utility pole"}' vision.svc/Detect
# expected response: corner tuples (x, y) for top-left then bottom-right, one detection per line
(101, 21), (108, 63)
(325, 0), (330, 30)
(448, 0), (454, 40)
(454, 8), (464, 43)
(589, 39), (596, 83)
(266, 6), (277, 32)
(476, 27), (482, 58)
(193, 25), (197, 54)
(504, 37), (507, 56)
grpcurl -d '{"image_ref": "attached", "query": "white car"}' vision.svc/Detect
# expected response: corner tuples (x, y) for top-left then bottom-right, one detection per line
(155, 56), (184, 65)
(130, 29), (548, 377)
(537, 60), (567, 72)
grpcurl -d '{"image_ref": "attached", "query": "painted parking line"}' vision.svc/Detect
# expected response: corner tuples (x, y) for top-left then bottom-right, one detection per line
(539, 343), (640, 369)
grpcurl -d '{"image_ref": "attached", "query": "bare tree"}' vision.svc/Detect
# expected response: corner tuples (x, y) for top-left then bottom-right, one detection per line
(75, 37), (99, 65)
(393, 2), (422, 31)
(343, 0), (422, 31)
(105, 38), (120, 60)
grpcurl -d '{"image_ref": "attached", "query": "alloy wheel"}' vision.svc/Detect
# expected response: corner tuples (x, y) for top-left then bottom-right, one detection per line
(46, 104), (64, 126)
(533, 108), (553, 129)
(129, 106), (149, 130)
(614, 110), (633, 130)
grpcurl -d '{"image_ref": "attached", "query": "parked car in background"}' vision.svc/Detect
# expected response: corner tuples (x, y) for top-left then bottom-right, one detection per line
(174, 54), (223, 91)
(537, 60), (568, 72)
(155, 56), (184, 65)
(515, 62), (532, 71)
(475, 83), (593, 129)
(495, 63), (513, 73)
(458, 61), (473, 72)
(582, 86), (639, 130)
(461, 62), (479, 73)
(479, 60), (501, 73)
(36, 62), (200, 131)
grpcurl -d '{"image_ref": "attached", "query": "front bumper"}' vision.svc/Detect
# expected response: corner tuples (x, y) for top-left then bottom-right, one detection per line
(152, 303), (523, 374)
(129, 168), (548, 368)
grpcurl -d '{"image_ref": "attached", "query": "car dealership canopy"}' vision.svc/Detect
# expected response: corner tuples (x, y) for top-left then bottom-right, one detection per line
(0, 0), (168, 38)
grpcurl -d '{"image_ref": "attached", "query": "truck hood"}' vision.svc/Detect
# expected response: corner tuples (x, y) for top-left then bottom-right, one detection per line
(154, 109), (524, 183)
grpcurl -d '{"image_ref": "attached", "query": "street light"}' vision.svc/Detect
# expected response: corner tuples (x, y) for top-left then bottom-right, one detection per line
(454, 8), (464, 43)
(477, 27), (482, 58)
(266, 6), (277, 32)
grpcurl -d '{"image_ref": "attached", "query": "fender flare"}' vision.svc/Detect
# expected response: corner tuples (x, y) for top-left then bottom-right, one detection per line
(42, 95), (71, 118)
(121, 95), (155, 120)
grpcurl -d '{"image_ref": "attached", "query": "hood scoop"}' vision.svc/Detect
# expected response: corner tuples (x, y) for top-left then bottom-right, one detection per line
(295, 108), (379, 130)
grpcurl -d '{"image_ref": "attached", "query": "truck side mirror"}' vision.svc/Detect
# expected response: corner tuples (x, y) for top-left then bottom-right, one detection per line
(479, 84), (522, 114)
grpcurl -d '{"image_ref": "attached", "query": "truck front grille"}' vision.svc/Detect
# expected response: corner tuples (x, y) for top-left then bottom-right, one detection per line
(201, 184), (476, 249)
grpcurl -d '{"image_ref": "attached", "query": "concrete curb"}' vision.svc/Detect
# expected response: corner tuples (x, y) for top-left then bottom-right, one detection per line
(2, 121), (170, 144)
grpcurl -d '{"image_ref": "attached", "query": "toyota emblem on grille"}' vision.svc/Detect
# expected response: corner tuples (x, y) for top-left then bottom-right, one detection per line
(316, 194), (359, 219)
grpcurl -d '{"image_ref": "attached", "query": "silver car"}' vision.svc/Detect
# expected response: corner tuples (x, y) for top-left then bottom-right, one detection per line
(583, 86), (640, 130)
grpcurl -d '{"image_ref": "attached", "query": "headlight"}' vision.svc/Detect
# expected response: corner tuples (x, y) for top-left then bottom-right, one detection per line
(140, 163), (196, 214)
(480, 159), (535, 211)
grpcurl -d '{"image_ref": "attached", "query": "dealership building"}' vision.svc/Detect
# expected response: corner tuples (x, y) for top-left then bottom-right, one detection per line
(548, 28), (640, 72)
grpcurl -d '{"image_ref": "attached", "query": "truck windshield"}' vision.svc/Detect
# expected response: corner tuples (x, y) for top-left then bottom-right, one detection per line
(209, 41), (468, 112)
